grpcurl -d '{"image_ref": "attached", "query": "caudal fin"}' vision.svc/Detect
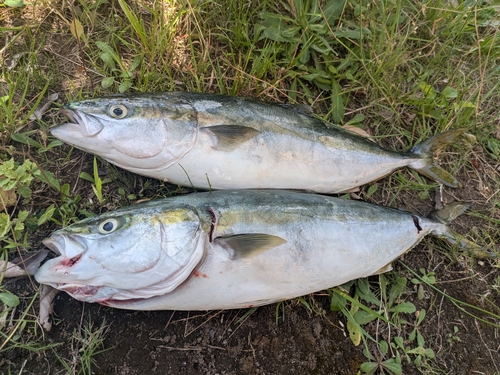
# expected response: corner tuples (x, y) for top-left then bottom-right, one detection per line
(410, 129), (467, 187)
(429, 202), (496, 258)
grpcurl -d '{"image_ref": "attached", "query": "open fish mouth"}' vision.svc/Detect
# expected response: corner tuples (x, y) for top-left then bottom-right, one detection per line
(57, 107), (104, 137)
(59, 108), (79, 123)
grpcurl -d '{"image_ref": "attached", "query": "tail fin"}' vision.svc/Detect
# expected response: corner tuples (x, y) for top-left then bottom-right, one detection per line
(410, 129), (467, 187)
(429, 202), (496, 258)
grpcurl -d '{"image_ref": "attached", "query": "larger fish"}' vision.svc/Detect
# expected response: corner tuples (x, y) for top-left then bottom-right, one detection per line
(52, 92), (465, 193)
(35, 190), (481, 311)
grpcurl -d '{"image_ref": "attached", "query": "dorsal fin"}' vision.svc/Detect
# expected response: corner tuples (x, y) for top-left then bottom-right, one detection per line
(279, 103), (313, 116)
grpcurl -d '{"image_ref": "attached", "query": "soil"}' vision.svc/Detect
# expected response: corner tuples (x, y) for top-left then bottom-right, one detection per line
(1, 3), (499, 375)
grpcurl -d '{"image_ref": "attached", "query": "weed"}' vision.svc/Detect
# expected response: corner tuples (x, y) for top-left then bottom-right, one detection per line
(54, 318), (110, 375)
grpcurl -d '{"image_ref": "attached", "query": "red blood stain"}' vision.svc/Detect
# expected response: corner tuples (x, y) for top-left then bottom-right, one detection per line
(61, 254), (82, 267)
(193, 270), (208, 278)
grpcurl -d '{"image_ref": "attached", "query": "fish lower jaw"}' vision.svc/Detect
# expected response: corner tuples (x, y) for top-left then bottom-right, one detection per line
(58, 283), (102, 301)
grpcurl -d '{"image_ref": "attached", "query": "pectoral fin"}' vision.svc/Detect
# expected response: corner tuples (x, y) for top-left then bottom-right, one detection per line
(214, 234), (287, 260)
(200, 125), (260, 151)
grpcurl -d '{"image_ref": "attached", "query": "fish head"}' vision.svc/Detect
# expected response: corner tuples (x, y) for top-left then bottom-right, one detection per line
(35, 203), (206, 303)
(52, 95), (198, 170)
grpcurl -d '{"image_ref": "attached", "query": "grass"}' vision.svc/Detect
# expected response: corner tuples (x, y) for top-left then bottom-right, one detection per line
(0, 0), (499, 373)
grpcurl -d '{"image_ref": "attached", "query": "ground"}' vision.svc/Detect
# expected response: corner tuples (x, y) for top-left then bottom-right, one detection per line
(1, 1), (499, 374)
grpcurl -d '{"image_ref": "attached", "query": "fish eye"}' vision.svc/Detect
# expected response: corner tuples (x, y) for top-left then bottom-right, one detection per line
(108, 105), (128, 119)
(98, 218), (121, 234)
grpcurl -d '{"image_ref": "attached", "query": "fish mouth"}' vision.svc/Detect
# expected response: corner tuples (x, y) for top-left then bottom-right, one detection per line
(56, 107), (104, 137)
(58, 283), (101, 298)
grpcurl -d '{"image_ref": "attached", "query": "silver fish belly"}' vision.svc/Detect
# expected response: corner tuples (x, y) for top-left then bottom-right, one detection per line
(34, 190), (477, 311)
(51, 92), (465, 193)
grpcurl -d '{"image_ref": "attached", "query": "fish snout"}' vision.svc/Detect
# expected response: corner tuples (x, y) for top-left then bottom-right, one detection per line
(56, 108), (104, 137)
(42, 233), (88, 258)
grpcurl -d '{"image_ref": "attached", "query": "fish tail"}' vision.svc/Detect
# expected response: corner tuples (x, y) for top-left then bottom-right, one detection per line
(409, 129), (466, 187)
(428, 202), (496, 258)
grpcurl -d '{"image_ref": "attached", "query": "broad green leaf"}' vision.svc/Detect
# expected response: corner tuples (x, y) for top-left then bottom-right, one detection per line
(33, 169), (60, 191)
(417, 331), (425, 347)
(95, 41), (117, 57)
(357, 278), (371, 295)
(366, 184), (378, 198)
(389, 301), (416, 314)
(417, 284), (425, 300)
(46, 140), (64, 149)
(323, 0), (347, 24)
(359, 362), (378, 373)
(329, 291), (346, 311)
(382, 359), (403, 375)
(79, 171), (94, 183)
(130, 55), (142, 71)
(0, 290), (20, 307)
(38, 204), (55, 226)
(4, 0), (25, 7)
(0, 213), (10, 238)
(17, 185), (32, 199)
(418, 81), (436, 102)
(388, 277), (406, 307)
(100, 52), (116, 70)
(101, 77), (114, 89)
(414, 354), (422, 367)
(379, 340), (389, 356)
(17, 210), (29, 223)
(441, 86), (458, 99)
(354, 310), (378, 325)
(409, 328), (416, 341)
(334, 28), (371, 40)
(11, 133), (43, 148)
(416, 309), (426, 326)
(345, 113), (365, 126)
(393, 336), (404, 349)
(119, 80), (133, 93)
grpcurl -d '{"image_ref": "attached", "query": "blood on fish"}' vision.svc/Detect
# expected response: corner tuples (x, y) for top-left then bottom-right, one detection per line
(193, 269), (208, 278)
(411, 215), (422, 233)
(61, 254), (82, 267)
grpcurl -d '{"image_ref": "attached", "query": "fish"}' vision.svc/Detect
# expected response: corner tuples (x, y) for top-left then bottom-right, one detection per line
(52, 92), (466, 193)
(34, 190), (486, 311)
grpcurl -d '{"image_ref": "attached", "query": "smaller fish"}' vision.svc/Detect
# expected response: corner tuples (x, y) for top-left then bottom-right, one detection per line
(34, 190), (493, 312)
(52, 92), (467, 193)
